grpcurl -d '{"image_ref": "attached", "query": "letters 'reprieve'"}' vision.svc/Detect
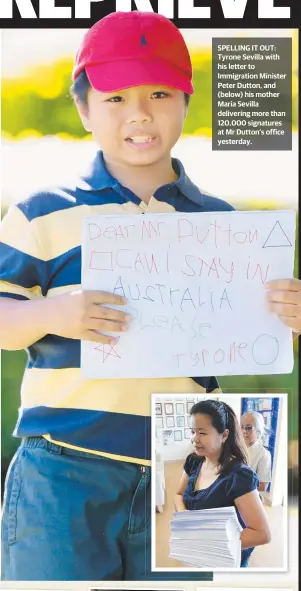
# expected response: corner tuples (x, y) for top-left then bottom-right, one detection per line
(0, 0), (291, 20)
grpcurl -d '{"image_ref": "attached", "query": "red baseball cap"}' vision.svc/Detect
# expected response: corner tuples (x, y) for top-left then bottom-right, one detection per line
(72, 11), (194, 94)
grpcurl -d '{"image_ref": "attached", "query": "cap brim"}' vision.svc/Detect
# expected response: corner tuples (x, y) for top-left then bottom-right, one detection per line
(85, 59), (194, 94)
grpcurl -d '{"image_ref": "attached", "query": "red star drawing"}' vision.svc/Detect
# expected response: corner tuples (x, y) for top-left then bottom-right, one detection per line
(95, 337), (121, 363)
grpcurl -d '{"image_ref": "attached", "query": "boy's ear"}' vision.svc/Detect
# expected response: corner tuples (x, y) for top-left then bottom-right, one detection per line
(74, 96), (92, 132)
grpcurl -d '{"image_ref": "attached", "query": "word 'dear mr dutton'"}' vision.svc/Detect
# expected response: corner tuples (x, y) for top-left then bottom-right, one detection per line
(0, 0), (292, 20)
(81, 209), (296, 380)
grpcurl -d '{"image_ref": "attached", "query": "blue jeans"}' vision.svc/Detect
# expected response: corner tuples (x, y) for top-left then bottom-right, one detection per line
(1, 437), (212, 581)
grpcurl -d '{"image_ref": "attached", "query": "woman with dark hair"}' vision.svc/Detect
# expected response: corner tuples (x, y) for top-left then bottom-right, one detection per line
(174, 400), (271, 567)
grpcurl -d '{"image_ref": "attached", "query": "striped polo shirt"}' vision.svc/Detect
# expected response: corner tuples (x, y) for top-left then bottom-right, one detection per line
(0, 151), (234, 465)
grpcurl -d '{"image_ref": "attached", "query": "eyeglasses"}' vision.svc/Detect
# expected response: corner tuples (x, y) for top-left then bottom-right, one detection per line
(241, 425), (256, 432)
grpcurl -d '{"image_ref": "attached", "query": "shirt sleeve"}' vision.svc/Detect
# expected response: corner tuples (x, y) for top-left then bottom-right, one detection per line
(192, 375), (220, 392)
(225, 464), (259, 500)
(256, 448), (272, 483)
(0, 204), (48, 300)
(184, 453), (197, 476)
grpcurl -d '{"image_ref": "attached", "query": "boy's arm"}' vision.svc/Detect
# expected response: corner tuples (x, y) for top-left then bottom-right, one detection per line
(0, 297), (48, 350)
(0, 290), (130, 351)
(0, 204), (129, 351)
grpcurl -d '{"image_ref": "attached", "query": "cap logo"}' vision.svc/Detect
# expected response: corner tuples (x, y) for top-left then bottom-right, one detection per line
(140, 35), (147, 46)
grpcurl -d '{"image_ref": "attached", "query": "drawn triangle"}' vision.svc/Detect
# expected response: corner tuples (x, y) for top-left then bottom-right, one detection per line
(262, 221), (292, 248)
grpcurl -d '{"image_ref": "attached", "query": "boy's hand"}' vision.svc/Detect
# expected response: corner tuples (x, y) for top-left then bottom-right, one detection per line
(44, 290), (130, 343)
(265, 278), (301, 336)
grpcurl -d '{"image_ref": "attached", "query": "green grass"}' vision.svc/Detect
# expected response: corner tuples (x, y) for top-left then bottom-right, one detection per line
(1, 349), (299, 464)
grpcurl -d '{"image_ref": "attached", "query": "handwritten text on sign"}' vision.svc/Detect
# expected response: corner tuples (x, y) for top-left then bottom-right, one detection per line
(81, 210), (295, 378)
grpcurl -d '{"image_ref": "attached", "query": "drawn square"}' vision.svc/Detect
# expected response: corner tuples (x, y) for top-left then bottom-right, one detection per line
(89, 251), (113, 271)
(156, 417), (164, 428)
(184, 428), (192, 439)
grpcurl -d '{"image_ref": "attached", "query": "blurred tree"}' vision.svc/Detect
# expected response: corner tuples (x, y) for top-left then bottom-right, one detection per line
(1, 52), (298, 139)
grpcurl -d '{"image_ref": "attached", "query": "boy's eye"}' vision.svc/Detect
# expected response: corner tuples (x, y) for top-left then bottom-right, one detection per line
(152, 91), (170, 99)
(106, 96), (123, 103)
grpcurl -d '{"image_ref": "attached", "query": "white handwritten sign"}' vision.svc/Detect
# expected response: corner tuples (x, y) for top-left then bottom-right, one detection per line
(81, 210), (295, 379)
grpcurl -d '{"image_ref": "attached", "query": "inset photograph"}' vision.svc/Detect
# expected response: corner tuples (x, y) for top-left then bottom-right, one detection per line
(152, 393), (287, 571)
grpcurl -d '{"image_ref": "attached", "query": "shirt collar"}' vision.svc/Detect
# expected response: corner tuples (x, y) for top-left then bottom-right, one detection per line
(77, 151), (116, 192)
(77, 150), (204, 207)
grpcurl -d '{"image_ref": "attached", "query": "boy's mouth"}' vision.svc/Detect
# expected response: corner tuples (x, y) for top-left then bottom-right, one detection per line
(126, 136), (155, 144)
(125, 135), (158, 150)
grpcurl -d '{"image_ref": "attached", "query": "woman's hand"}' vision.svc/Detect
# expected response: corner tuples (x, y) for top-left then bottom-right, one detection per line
(174, 496), (188, 512)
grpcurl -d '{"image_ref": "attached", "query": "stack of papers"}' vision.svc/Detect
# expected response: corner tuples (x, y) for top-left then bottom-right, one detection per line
(169, 506), (242, 568)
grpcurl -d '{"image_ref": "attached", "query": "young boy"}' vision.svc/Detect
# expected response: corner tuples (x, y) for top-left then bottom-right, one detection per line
(0, 10), (299, 582)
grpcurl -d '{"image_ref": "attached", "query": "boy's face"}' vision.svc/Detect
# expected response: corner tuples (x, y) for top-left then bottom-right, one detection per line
(76, 84), (187, 167)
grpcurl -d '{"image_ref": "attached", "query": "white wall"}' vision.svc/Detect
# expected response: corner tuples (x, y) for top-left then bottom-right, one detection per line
(155, 394), (213, 462)
(157, 394), (242, 463)
(269, 396), (287, 506)
(156, 394), (243, 463)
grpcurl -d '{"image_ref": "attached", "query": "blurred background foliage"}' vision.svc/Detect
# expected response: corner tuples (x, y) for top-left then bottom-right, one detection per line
(1, 48), (298, 140)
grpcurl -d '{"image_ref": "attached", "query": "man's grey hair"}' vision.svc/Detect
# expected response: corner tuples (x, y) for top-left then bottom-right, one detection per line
(242, 410), (266, 442)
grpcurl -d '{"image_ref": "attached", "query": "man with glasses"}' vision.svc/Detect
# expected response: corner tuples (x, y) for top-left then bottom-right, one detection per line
(241, 411), (272, 493)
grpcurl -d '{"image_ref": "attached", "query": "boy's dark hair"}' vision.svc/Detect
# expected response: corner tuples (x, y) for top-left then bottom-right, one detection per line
(190, 399), (248, 474)
(70, 69), (191, 107)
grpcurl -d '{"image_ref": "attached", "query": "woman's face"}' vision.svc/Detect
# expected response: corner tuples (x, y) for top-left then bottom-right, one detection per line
(241, 413), (258, 446)
(190, 413), (229, 461)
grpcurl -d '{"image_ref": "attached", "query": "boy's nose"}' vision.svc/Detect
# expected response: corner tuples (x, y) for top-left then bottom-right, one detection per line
(126, 101), (153, 124)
